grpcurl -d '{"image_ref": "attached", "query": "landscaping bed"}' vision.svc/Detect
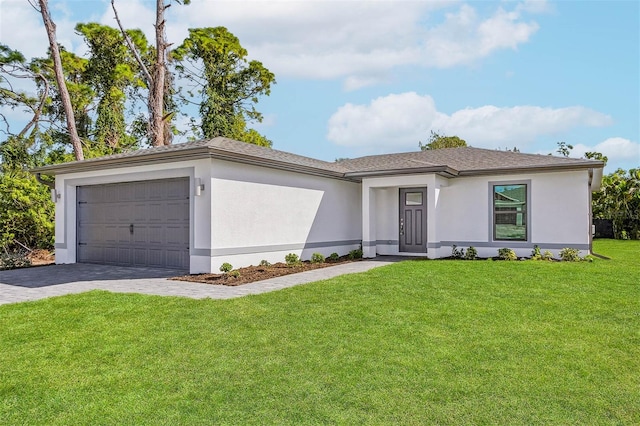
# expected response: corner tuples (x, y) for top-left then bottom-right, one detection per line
(172, 257), (357, 286)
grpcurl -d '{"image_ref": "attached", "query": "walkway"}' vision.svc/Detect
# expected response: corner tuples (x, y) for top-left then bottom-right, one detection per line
(0, 259), (399, 306)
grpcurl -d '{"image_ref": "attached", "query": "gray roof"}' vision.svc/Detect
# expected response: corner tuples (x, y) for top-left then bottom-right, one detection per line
(32, 137), (604, 180)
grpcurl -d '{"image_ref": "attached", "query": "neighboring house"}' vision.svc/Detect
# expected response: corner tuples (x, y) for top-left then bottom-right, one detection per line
(32, 137), (604, 273)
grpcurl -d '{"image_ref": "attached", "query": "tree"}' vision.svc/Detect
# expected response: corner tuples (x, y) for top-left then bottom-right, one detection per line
(556, 141), (573, 157)
(111, 0), (190, 147)
(419, 131), (467, 150)
(34, 0), (84, 161)
(592, 168), (640, 239)
(174, 27), (275, 146)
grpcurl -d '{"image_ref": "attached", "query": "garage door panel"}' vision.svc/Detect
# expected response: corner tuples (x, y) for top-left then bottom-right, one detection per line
(77, 178), (189, 270)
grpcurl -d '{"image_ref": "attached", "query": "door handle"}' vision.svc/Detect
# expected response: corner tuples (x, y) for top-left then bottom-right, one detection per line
(130, 224), (134, 234)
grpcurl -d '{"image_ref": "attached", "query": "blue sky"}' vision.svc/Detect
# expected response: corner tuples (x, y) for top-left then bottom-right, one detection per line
(1, 0), (638, 172)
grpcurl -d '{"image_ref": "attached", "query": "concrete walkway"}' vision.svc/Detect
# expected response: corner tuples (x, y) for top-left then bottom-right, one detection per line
(0, 259), (400, 306)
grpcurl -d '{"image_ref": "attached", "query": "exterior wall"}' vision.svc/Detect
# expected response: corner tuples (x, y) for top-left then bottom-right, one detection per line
(364, 170), (592, 259)
(53, 158), (361, 273)
(202, 159), (362, 270)
(437, 170), (591, 258)
(52, 159), (211, 273)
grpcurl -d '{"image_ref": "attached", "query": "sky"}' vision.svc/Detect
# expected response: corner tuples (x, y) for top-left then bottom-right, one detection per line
(1, 0), (638, 172)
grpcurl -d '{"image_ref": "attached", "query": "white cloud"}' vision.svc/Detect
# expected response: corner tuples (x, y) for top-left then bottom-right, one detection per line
(2, 0), (544, 89)
(573, 138), (640, 164)
(327, 92), (613, 150)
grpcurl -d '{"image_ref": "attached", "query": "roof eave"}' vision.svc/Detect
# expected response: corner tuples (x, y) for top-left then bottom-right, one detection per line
(457, 161), (605, 177)
(344, 166), (459, 179)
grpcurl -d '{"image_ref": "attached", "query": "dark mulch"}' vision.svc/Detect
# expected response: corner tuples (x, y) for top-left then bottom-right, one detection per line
(172, 258), (357, 286)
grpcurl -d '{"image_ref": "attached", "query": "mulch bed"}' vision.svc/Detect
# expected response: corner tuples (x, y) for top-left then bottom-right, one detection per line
(172, 258), (357, 286)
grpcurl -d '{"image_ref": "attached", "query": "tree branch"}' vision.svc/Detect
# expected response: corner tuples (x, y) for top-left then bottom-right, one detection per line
(111, 0), (153, 86)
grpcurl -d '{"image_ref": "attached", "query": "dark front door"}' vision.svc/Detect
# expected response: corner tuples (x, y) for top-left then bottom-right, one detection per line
(399, 187), (427, 253)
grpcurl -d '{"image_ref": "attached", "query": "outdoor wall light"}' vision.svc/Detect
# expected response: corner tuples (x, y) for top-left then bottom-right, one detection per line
(50, 188), (61, 203)
(194, 178), (205, 196)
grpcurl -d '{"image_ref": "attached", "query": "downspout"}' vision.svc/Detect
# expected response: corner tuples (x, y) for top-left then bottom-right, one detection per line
(35, 172), (54, 189)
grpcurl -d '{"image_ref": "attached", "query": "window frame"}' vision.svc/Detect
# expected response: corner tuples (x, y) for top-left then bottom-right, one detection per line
(488, 180), (531, 243)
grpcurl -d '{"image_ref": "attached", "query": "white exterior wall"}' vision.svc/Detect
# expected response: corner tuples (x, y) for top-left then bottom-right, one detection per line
(53, 158), (361, 273)
(203, 159), (362, 270)
(363, 170), (592, 259)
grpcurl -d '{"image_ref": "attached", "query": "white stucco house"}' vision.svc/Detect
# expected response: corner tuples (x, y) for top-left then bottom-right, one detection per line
(32, 137), (604, 273)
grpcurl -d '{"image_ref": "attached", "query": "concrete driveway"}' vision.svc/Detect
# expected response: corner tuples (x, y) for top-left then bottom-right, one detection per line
(0, 260), (399, 305)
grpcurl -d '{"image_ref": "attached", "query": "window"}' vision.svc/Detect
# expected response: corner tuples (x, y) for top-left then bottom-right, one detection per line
(493, 184), (527, 241)
(405, 192), (423, 206)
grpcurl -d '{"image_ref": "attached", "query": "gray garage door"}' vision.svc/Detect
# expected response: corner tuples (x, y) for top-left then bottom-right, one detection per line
(77, 178), (189, 270)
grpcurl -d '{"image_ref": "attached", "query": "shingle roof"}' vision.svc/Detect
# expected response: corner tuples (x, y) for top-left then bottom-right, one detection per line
(32, 137), (604, 179)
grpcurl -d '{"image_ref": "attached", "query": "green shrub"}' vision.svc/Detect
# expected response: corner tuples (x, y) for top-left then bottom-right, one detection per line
(219, 262), (233, 273)
(542, 250), (554, 261)
(327, 252), (340, 262)
(285, 253), (301, 266)
(348, 249), (363, 260)
(0, 251), (31, 270)
(451, 245), (464, 259)
(259, 259), (271, 267)
(498, 248), (517, 261)
(310, 253), (325, 264)
(531, 245), (542, 260)
(228, 270), (240, 278)
(559, 247), (581, 262)
(464, 246), (478, 260)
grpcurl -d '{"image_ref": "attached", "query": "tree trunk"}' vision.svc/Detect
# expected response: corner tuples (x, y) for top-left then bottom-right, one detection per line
(150, 0), (168, 147)
(37, 0), (84, 161)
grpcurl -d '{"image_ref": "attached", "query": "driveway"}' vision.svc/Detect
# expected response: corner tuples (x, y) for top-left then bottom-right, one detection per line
(0, 260), (399, 305)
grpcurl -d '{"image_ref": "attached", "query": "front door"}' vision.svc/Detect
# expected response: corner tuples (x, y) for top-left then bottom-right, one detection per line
(399, 187), (427, 253)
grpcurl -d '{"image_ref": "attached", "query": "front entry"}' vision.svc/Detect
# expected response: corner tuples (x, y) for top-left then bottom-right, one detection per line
(399, 187), (427, 253)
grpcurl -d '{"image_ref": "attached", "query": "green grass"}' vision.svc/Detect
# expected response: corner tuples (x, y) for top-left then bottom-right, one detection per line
(1, 240), (638, 425)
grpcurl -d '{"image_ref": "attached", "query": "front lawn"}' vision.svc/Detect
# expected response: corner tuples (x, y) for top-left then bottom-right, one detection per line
(1, 240), (638, 424)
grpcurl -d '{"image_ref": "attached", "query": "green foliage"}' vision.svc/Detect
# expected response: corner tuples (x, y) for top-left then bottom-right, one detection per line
(219, 262), (233, 273)
(174, 27), (275, 144)
(259, 259), (271, 267)
(498, 248), (517, 261)
(531, 245), (542, 260)
(228, 270), (240, 278)
(542, 250), (554, 261)
(559, 247), (581, 262)
(451, 245), (465, 259)
(348, 249), (363, 260)
(419, 130), (467, 150)
(310, 253), (325, 264)
(464, 246), (478, 260)
(327, 252), (340, 262)
(0, 250), (31, 270)
(285, 253), (300, 266)
(592, 168), (640, 239)
(0, 170), (54, 250)
(556, 141), (573, 157)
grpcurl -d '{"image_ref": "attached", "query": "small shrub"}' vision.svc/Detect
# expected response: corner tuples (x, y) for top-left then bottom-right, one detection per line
(582, 254), (595, 263)
(0, 251), (31, 270)
(451, 245), (464, 259)
(531, 245), (542, 260)
(259, 259), (271, 267)
(348, 249), (363, 260)
(285, 253), (301, 266)
(559, 247), (581, 262)
(327, 252), (340, 262)
(310, 253), (325, 264)
(228, 270), (240, 278)
(219, 262), (233, 273)
(464, 246), (478, 260)
(498, 248), (517, 261)
(542, 250), (554, 261)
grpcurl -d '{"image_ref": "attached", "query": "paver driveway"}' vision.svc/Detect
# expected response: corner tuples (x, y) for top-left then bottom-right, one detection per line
(0, 260), (398, 305)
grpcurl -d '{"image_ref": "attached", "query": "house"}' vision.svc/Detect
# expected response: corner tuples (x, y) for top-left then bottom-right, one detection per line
(32, 137), (604, 273)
